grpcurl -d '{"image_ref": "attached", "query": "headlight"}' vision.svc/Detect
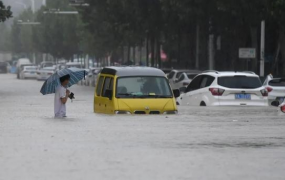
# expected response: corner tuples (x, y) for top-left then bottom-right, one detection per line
(163, 111), (178, 115)
(115, 111), (131, 115)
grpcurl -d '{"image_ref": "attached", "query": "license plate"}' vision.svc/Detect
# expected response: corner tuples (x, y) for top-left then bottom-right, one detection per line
(30, 72), (35, 74)
(235, 94), (251, 100)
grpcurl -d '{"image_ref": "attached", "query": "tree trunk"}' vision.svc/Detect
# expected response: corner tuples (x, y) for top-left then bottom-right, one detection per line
(151, 35), (155, 67)
(146, 36), (149, 66)
(127, 44), (130, 64)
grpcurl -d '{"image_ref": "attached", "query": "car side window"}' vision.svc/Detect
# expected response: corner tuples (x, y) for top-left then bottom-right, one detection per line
(177, 74), (184, 82)
(96, 76), (104, 96)
(168, 71), (175, 79)
(200, 76), (208, 88)
(200, 75), (215, 88)
(186, 75), (202, 92)
(206, 76), (215, 86)
(102, 77), (111, 97)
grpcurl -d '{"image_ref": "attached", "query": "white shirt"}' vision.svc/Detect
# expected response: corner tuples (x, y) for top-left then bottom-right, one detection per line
(54, 85), (67, 118)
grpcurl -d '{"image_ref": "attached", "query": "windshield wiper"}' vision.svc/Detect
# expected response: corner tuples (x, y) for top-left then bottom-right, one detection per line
(117, 93), (146, 98)
(145, 95), (172, 98)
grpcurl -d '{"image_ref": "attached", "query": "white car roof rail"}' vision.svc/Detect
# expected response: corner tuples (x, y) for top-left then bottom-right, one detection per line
(242, 71), (256, 75)
(203, 70), (219, 74)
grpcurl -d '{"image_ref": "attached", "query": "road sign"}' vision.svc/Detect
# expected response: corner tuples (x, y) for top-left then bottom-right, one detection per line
(239, 48), (256, 59)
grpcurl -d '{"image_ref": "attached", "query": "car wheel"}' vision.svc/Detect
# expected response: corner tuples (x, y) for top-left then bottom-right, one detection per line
(200, 101), (206, 107)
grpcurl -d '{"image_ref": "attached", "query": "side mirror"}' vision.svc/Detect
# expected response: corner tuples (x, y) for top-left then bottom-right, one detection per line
(179, 87), (186, 93)
(104, 89), (113, 100)
(173, 89), (180, 98)
(271, 101), (280, 107)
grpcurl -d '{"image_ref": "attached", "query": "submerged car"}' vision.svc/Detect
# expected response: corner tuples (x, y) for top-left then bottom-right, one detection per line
(94, 67), (180, 114)
(20, 66), (37, 79)
(0, 61), (8, 73)
(263, 75), (285, 105)
(173, 72), (199, 89)
(177, 71), (268, 106)
(37, 67), (56, 81)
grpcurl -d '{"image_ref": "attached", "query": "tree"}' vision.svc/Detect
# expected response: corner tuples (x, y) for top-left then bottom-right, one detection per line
(0, 0), (12, 22)
(33, 0), (81, 60)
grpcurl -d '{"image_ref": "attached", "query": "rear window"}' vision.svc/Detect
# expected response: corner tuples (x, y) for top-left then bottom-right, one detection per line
(218, 76), (262, 89)
(269, 79), (285, 87)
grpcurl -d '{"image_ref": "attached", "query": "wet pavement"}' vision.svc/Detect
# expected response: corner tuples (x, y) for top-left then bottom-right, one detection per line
(0, 74), (285, 180)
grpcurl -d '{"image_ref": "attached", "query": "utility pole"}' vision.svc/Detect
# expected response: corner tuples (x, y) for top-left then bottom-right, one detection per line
(260, 20), (265, 77)
(208, 19), (215, 70)
(195, 24), (200, 69)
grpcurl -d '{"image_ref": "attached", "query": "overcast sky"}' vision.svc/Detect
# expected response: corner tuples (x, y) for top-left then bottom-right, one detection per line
(3, 0), (43, 17)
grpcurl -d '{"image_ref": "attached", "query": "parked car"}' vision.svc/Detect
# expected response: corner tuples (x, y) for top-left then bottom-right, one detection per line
(173, 72), (198, 89)
(36, 67), (56, 81)
(168, 69), (201, 88)
(263, 74), (285, 105)
(39, 61), (55, 70)
(177, 71), (268, 106)
(66, 62), (83, 69)
(0, 61), (8, 73)
(16, 58), (32, 79)
(20, 66), (37, 79)
(271, 99), (285, 113)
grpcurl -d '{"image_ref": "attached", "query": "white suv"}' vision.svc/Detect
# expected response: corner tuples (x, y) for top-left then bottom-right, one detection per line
(178, 71), (268, 106)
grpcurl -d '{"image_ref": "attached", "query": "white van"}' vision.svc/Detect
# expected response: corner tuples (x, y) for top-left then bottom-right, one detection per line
(16, 58), (32, 79)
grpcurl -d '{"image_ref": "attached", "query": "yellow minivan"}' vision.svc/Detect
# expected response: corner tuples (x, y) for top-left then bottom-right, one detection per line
(94, 67), (180, 114)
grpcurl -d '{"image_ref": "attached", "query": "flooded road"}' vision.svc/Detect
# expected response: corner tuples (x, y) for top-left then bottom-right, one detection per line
(0, 74), (284, 180)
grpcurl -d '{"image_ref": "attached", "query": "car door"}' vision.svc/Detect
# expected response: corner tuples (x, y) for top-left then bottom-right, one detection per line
(181, 75), (203, 106)
(102, 77), (115, 114)
(94, 76), (105, 113)
(197, 75), (215, 104)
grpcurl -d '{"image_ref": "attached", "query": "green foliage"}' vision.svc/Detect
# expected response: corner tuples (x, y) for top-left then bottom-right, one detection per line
(0, 0), (12, 22)
(33, 0), (81, 59)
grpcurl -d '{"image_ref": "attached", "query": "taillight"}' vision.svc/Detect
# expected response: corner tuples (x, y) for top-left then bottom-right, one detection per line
(281, 105), (285, 113)
(260, 89), (268, 97)
(48, 73), (53, 75)
(266, 87), (273, 93)
(209, 88), (225, 96)
(183, 82), (189, 86)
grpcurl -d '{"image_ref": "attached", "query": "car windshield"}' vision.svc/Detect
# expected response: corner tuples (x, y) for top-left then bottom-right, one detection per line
(116, 76), (173, 98)
(269, 79), (285, 87)
(218, 76), (262, 89)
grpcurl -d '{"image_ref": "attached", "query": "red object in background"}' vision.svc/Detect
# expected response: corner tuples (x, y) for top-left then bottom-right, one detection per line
(149, 50), (168, 62)
(281, 105), (285, 113)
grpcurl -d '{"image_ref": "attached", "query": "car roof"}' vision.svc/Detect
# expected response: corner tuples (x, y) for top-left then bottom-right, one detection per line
(201, 71), (259, 77)
(101, 66), (165, 77)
